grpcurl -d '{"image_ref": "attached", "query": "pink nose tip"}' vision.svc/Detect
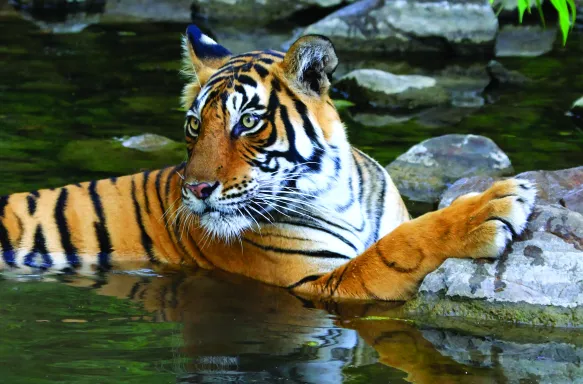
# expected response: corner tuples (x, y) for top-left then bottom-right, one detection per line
(184, 182), (219, 200)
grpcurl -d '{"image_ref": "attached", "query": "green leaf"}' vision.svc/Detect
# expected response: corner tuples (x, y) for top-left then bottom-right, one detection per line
(517, 0), (529, 23)
(550, 0), (572, 45)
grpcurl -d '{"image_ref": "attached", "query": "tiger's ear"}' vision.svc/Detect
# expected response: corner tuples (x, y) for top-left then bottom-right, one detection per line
(181, 25), (232, 108)
(282, 35), (338, 96)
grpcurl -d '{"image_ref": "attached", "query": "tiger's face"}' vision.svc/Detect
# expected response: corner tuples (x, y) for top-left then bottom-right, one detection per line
(179, 25), (345, 240)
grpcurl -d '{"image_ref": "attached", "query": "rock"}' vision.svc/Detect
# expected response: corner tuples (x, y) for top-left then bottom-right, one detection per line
(192, 0), (353, 24)
(303, 0), (498, 55)
(58, 135), (184, 174)
(409, 167), (583, 326)
(385, 135), (513, 203)
(117, 133), (177, 152)
(439, 166), (583, 213)
(486, 60), (532, 85)
(335, 69), (449, 110)
(411, 203), (583, 321)
(102, 0), (193, 22)
(495, 25), (557, 57)
(567, 96), (583, 129)
(351, 112), (413, 127)
(562, 186), (583, 214)
(422, 328), (583, 381)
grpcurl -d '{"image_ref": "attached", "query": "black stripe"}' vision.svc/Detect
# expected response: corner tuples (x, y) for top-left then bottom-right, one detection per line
(276, 219), (358, 252)
(155, 168), (189, 261)
(131, 178), (157, 263)
(0, 219), (15, 266)
(55, 188), (80, 268)
(287, 274), (322, 290)
(243, 237), (350, 259)
(487, 216), (518, 238)
(253, 64), (268, 78)
(142, 171), (151, 215)
(236, 74), (257, 87)
(24, 225), (52, 269)
(0, 195), (8, 217)
(88, 181), (113, 269)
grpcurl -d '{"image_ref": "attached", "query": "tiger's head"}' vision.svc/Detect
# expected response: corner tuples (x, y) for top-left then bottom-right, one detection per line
(180, 25), (349, 240)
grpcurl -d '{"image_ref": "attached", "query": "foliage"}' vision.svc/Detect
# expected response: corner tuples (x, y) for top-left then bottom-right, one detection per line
(492, 0), (578, 45)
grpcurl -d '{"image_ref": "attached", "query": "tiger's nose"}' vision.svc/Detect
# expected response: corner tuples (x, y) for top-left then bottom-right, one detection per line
(184, 181), (219, 200)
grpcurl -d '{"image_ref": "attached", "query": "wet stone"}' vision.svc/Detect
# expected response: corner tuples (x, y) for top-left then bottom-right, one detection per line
(386, 135), (512, 203)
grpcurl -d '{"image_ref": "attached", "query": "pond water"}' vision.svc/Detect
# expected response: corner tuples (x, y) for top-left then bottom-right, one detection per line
(1, 13), (583, 384)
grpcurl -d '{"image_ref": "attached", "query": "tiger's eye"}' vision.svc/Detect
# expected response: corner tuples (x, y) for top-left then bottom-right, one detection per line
(190, 117), (200, 130)
(241, 114), (257, 129)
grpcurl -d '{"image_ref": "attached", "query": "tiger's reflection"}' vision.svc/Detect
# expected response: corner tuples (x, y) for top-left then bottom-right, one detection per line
(69, 268), (497, 383)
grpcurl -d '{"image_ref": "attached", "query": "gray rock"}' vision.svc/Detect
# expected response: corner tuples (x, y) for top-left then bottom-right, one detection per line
(335, 69), (449, 109)
(103, 0), (193, 22)
(495, 25), (557, 57)
(303, 0), (498, 55)
(386, 134), (513, 203)
(117, 133), (177, 152)
(422, 328), (583, 383)
(439, 166), (583, 213)
(487, 60), (532, 85)
(419, 204), (583, 307)
(192, 0), (354, 24)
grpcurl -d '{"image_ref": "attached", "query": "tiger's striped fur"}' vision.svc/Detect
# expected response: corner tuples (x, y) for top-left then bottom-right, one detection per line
(0, 25), (536, 301)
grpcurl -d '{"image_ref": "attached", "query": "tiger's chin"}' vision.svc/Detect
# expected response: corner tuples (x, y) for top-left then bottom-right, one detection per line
(199, 211), (253, 242)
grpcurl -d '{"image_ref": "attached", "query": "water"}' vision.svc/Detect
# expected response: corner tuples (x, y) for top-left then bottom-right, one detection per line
(1, 13), (583, 383)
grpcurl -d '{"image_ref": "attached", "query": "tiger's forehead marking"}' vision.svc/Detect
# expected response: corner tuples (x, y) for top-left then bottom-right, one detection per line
(193, 50), (284, 114)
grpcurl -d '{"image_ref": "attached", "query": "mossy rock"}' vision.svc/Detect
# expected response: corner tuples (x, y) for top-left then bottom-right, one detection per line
(58, 135), (184, 174)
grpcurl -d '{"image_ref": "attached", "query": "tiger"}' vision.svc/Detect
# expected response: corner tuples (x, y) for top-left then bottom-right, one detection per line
(0, 24), (536, 301)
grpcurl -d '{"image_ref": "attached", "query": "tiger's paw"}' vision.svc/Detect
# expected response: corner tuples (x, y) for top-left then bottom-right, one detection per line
(456, 178), (536, 259)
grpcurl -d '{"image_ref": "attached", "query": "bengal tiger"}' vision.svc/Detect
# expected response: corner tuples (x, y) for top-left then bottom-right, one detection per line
(0, 24), (536, 301)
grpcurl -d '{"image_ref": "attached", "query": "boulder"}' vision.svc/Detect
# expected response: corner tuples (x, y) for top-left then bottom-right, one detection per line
(191, 0), (353, 24)
(303, 0), (498, 55)
(403, 166), (583, 327)
(385, 135), (513, 203)
(335, 69), (449, 110)
(439, 166), (583, 212)
(495, 25), (557, 57)
(419, 204), (583, 308)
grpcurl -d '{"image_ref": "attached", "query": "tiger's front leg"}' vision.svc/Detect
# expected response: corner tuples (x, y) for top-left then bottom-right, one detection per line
(292, 179), (536, 301)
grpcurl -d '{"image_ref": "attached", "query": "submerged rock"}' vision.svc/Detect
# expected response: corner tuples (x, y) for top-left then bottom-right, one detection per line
(303, 0), (498, 54)
(487, 60), (532, 85)
(335, 69), (449, 110)
(385, 135), (513, 203)
(495, 25), (557, 57)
